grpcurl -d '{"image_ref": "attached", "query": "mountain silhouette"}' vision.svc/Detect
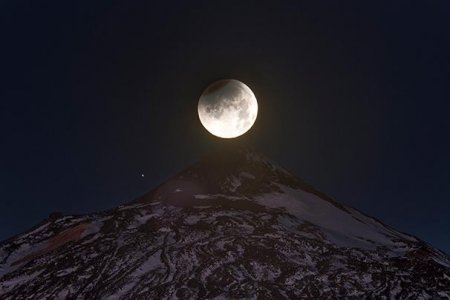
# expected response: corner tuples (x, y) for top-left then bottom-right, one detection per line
(1, 148), (449, 299)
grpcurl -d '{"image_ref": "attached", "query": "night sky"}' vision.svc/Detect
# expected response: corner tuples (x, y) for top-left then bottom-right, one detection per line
(1, 1), (449, 253)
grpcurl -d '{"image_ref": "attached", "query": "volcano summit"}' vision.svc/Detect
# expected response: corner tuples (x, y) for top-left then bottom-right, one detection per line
(1, 148), (449, 299)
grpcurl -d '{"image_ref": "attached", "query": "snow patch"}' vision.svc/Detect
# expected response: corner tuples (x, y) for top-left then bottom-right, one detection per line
(194, 194), (243, 200)
(255, 185), (406, 249)
(184, 215), (201, 225)
(240, 171), (255, 179)
(228, 176), (241, 192)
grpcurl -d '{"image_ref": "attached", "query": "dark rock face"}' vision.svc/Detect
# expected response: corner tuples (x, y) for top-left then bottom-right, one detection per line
(1, 148), (449, 299)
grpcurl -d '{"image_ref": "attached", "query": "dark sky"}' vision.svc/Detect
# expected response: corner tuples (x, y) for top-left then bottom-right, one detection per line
(1, 1), (449, 252)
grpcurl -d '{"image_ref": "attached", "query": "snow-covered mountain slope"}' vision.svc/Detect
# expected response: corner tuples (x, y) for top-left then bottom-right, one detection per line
(1, 148), (449, 299)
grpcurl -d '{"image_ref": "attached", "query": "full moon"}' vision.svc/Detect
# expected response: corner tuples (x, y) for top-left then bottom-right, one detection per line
(198, 79), (258, 138)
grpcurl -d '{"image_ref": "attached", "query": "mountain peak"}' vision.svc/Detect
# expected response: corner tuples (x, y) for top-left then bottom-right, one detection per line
(137, 147), (346, 214)
(136, 147), (300, 207)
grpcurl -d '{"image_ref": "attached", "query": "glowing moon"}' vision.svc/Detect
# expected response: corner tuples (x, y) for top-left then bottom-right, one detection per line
(198, 79), (258, 138)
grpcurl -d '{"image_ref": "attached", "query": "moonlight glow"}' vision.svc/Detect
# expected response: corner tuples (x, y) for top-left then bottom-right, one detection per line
(198, 79), (258, 138)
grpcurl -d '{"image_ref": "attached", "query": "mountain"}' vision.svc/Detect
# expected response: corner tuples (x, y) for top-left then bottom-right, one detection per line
(1, 148), (449, 299)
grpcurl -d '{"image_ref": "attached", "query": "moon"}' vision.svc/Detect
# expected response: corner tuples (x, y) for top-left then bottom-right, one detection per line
(198, 79), (258, 138)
